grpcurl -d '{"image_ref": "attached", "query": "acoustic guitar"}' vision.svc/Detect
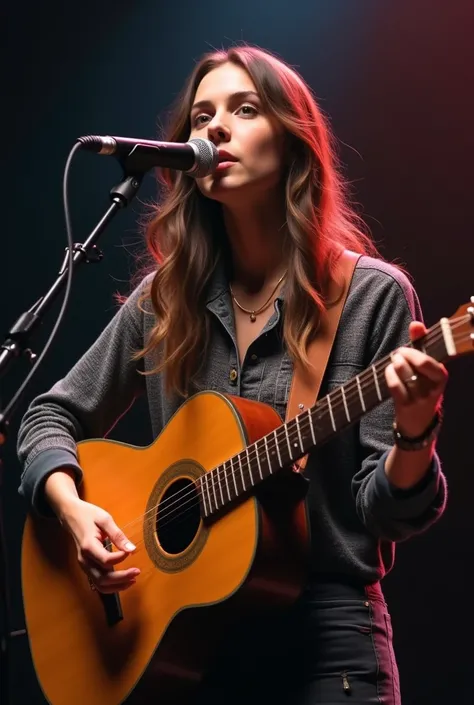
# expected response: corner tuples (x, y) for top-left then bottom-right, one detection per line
(21, 301), (474, 705)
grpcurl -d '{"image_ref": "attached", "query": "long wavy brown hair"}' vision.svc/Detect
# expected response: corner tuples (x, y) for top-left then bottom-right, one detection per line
(136, 45), (381, 396)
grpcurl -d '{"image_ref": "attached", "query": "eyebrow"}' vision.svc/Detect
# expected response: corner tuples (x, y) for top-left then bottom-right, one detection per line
(191, 90), (260, 112)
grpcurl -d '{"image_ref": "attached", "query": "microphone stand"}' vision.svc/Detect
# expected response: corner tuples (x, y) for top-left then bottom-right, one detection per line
(0, 166), (145, 705)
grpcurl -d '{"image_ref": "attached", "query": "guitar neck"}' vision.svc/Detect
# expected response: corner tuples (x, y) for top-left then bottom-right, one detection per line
(199, 316), (456, 518)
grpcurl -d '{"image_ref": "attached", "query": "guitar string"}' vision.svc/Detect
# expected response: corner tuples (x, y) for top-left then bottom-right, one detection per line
(114, 320), (464, 541)
(91, 322), (467, 587)
(110, 319), (467, 547)
(115, 338), (452, 540)
(112, 330), (466, 556)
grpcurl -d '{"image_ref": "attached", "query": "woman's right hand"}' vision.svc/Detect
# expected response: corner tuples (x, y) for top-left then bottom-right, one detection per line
(58, 497), (140, 593)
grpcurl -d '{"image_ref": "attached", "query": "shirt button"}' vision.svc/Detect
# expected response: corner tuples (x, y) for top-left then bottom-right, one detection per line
(229, 368), (238, 384)
(250, 353), (258, 363)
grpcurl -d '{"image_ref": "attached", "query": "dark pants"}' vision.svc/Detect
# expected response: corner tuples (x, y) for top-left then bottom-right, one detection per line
(192, 579), (401, 705)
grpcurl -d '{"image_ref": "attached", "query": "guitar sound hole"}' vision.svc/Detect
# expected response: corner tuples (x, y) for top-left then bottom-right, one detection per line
(156, 478), (201, 554)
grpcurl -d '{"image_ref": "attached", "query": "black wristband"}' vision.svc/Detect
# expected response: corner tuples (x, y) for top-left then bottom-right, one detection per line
(393, 410), (442, 451)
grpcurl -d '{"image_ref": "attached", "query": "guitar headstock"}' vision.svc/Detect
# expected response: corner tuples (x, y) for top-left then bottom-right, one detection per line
(446, 297), (474, 356)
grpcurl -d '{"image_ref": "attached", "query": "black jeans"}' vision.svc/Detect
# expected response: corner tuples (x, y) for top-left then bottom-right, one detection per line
(192, 579), (401, 705)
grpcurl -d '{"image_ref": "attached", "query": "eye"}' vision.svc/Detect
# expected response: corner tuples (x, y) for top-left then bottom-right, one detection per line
(192, 113), (211, 127)
(236, 104), (258, 118)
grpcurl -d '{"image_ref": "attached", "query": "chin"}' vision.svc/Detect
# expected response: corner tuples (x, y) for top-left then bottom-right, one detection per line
(199, 175), (264, 204)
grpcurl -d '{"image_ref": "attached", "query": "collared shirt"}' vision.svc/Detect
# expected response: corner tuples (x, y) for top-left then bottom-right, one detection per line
(17, 255), (446, 583)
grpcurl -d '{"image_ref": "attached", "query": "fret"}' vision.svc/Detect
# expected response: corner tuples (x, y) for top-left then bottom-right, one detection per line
(274, 429), (283, 468)
(284, 423), (293, 460)
(223, 461), (232, 502)
(256, 438), (266, 474)
(200, 476), (209, 516)
(238, 454), (246, 491)
(341, 386), (350, 422)
(216, 467), (225, 506)
(295, 415), (304, 450)
(230, 457), (239, 497)
(311, 404), (326, 441)
(256, 441), (264, 480)
(327, 393), (336, 431)
(210, 470), (219, 510)
(308, 409), (317, 445)
(372, 365), (382, 402)
(264, 436), (273, 473)
(356, 375), (366, 412)
(245, 447), (254, 486)
(292, 422), (302, 455)
(204, 473), (212, 514)
(200, 307), (469, 521)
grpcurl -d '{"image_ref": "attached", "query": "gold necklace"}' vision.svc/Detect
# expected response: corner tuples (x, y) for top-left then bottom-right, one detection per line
(229, 272), (287, 322)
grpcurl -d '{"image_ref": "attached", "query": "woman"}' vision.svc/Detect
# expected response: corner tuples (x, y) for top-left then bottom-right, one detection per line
(17, 46), (447, 704)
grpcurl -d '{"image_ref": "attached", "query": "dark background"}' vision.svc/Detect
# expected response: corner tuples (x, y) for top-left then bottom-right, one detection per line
(1, 1), (473, 703)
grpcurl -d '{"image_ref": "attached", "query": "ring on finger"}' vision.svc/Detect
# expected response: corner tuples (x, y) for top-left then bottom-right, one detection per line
(403, 374), (418, 387)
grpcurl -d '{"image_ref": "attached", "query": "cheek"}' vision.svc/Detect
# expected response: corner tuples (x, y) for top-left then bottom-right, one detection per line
(242, 127), (284, 172)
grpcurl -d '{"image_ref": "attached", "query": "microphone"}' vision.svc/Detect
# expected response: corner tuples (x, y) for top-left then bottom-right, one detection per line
(76, 135), (219, 177)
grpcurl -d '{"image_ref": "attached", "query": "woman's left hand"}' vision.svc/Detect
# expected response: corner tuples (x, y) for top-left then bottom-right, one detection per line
(385, 321), (448, 438)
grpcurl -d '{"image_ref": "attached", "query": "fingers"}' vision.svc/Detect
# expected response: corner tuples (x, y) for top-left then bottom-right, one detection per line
(385, 356), (414, 404)
(81, 513), (137, 569)
(385, 347), (447, 408)
(98, 513), (136, 554)
(80, 540), (130, 570)
(63, 500), (141, 593)
(80, 540), (141, 593)
(87, 565), (140, 594)
(408, 320), (427, 341)
(79, 510), (140, 592)
(392, 348), (448, 386)
(79, 545), (141, 593)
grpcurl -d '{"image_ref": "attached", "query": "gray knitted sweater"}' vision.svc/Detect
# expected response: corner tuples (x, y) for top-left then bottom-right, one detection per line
(17, 256), (446, 584)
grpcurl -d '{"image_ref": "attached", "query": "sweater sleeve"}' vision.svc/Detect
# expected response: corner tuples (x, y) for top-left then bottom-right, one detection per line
(16, 275), (151, 515)
(352, 267), (447, 542)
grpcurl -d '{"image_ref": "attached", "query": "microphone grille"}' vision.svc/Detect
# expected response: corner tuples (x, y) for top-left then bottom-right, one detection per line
(187, 138), (219, 178)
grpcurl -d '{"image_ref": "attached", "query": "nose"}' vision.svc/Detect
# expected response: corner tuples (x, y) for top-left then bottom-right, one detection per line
(206, 115), (230, 145)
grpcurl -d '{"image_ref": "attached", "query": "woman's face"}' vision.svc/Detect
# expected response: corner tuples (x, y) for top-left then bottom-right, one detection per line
(189, 62), (286, 206)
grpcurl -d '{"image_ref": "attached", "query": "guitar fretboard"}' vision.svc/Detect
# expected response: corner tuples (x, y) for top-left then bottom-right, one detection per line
(197, 317), (454, 518)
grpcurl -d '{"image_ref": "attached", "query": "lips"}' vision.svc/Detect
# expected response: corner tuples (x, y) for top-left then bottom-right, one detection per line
(218, 149), (238, 163)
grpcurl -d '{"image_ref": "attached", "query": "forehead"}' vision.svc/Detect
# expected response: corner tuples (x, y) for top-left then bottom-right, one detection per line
(194, 63), (257, 103)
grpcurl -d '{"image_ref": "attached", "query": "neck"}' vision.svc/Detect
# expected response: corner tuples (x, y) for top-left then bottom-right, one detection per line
(199, 315), (451, 519)
(222, 199), (287, 293)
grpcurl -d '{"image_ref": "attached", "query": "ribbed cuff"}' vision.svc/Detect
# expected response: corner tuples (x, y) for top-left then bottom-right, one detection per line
(372, 450), (441, 519)
(19, 448), (83, 516)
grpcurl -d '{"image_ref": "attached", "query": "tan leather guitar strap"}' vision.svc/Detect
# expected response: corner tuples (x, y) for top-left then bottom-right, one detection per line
(285, 250), (361, 472)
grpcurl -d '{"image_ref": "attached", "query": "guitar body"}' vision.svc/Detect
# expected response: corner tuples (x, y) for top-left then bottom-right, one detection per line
(21, 391), (310, 705)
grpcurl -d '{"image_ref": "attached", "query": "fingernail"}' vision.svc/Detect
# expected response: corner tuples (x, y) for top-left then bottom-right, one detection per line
(125, 541), (136, 551)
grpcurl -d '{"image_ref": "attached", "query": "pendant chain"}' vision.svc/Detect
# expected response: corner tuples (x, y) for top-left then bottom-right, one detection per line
(229, 272), (287, 322)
